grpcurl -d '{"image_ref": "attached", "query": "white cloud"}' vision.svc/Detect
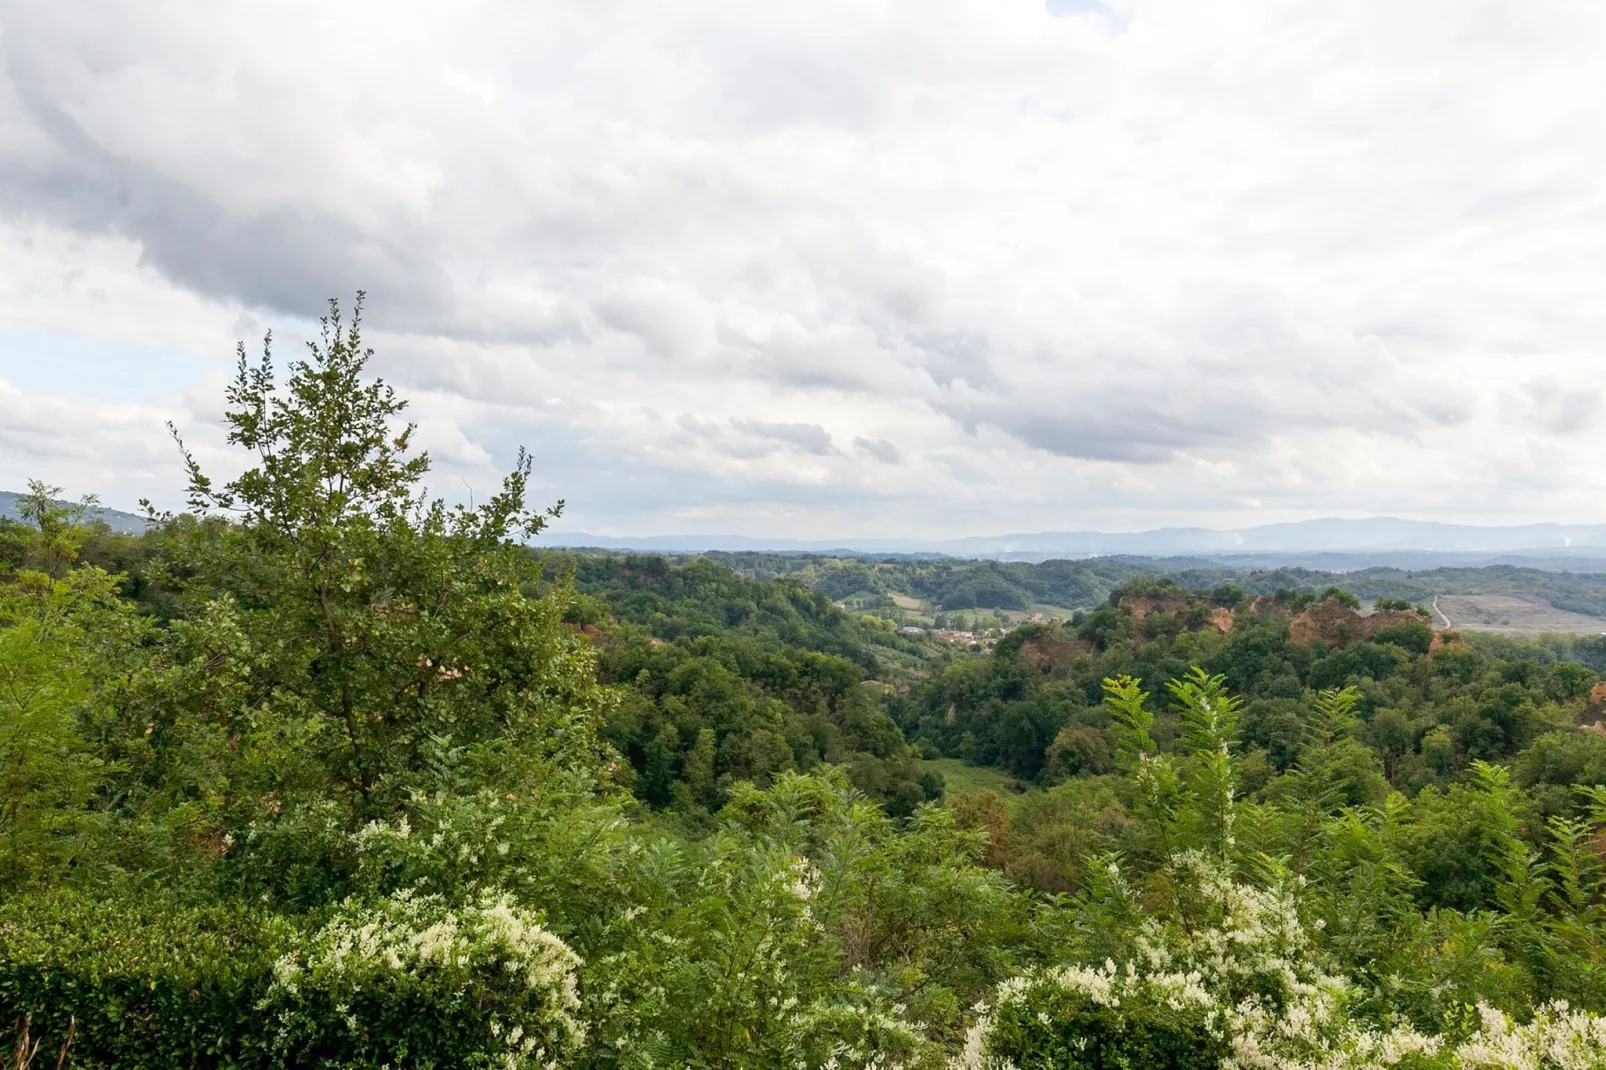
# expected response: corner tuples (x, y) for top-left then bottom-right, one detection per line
(2, 0), (1606, 535)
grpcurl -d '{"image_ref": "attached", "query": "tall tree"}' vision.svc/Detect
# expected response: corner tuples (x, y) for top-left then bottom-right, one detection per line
(152, 296), (607, 826)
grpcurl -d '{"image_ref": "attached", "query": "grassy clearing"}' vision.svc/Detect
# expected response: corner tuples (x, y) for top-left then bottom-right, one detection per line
(1437, 594), (1606, 635)
(921, 757), (1020, 796)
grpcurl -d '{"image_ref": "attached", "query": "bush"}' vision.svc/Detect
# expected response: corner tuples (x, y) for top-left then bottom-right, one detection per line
(969, 966), (1227, 1068)
(960, 854), (1346, 1068)
(0, 890), (291, 1068)
(959, 853), (1606, 1070)
(1320, 586), (1362, 609)
(781, 983), (930, 1070)
(0, 886), (586, 1070)
(261, 889), (584, 1069)
(1373, 620), (1435, 655)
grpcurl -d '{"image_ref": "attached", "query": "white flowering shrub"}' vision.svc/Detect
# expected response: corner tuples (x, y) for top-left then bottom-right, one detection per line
(781, 980), (933, 1070)
(1452, 1001), (1606, 1069)
(350, 788), (632, 911)
(956, 853), (1296, 1069)
(955, 853), (1606, 1070)
(956, 964), (1228, 1069)
(261, 889), (584, 1068)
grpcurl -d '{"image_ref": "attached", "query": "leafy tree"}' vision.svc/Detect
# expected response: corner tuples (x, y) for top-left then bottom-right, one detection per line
(13, 480), (99, 578)
(1318, 585), (1362, 608)
(150, 296), (604, 826)
(0, 569), (130, 885)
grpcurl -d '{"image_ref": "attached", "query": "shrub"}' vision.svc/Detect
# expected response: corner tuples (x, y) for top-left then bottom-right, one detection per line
(1452, 1001), (1606, 1068)
(965, 964), (1228, 1068)
(0, 886), (587, 1069)
(959, 853), (1352, 1068)
(1372, 621), (1435, 656)
(782, 982), (931, 1070)
(955, 854), (1606, 1070)
(0, 890), (290, 1068)
(1320, 587), (1363, 610)
(261, 888), (584, 1069)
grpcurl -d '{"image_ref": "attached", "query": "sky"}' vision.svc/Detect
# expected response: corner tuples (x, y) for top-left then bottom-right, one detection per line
(2, 0), (1605, 539)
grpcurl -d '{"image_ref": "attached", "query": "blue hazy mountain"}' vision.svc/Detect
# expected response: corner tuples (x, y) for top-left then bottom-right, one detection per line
(11, 495), (1606, 568)
(546, 517), (1606, 565)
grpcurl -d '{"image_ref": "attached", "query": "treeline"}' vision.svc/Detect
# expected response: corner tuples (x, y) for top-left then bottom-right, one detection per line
(705, 553), (1159, 611)
(899, 578), (1584, 785)
(688, 549), (1606, 626)
(5, 304), (1606, 1067)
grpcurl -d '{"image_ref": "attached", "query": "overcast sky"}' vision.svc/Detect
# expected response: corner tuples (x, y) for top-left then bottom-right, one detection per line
(2, 0), (1605, 538)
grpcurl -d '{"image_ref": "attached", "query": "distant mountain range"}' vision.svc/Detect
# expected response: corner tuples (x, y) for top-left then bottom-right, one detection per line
(545, 517), (1606, 569)
(0, 490), (148, 534)
(10, 496), (1606, 572)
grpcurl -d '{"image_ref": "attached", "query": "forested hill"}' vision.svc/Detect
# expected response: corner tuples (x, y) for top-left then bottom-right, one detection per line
(10, 314), (1606, 1067)
(532, 550), (1606, 832)
(0, 487), (149, 534)
(896, 579), (1601, 793)
(666, 548), (1606, 630)
(705, 551), (1158, 614)
(533, 550), (933, 673)
(527, 550), (952, 815)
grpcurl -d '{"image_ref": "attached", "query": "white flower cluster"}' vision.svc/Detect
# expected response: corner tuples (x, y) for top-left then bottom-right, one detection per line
(788, 856), (821, 903)
(783, 993), (929, 1070)
(955, 854), (1606, 1070)
(264, 888), (584, 1068)
(352, 793), (515, 876)
(1454, 1001), (1606, 1070)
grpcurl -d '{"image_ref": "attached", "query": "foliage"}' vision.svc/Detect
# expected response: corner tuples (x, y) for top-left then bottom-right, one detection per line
(959, 853), (1606, 1069)
(8, 481), (99, 578)
(0, 890), (291, 1068)
(539, 552), (940, 815)
(0, 568), (129, 886)
(9, 299), (1606, 1068)
(147, 297), (601, 823)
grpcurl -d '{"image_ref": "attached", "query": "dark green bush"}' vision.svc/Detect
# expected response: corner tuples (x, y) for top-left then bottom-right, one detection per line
(1372, 619), (1434, 655)
(982, 985), (1228, 1069)
(0, 890), (292, 1068)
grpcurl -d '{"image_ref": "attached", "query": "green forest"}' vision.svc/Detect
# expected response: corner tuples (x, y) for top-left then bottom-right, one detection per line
(632, 549), (1606, 637)
(7, 309), (1606, 1068)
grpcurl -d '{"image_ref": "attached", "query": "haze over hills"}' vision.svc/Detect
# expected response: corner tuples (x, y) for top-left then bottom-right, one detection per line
(546, 517), (1606, 568)
(12, 494), (1606, 572)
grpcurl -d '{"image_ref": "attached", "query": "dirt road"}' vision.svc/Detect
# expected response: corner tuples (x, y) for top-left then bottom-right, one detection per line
(1431, 597), (1453, 629)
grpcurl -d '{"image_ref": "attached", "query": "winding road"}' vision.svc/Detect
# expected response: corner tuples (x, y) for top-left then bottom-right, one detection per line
(1431, 596), (1454, 630)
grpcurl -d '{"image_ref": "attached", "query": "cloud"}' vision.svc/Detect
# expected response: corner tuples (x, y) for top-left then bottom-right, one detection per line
(853, 437), (901, 464)
(1512, 378), (1602, 435)
(413, 415), (496, 471)
(595, 279), (718, 363)
(730, 419), (835, 456)
(3, 0), (1606, 535)
(0, 376), (180, 498)
(0, 54), (453, 331)
(930, 284), (1476, 462)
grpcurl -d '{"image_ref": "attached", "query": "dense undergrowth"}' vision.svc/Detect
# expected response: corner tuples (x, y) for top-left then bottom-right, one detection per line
(4, 302), (1606, 1068)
